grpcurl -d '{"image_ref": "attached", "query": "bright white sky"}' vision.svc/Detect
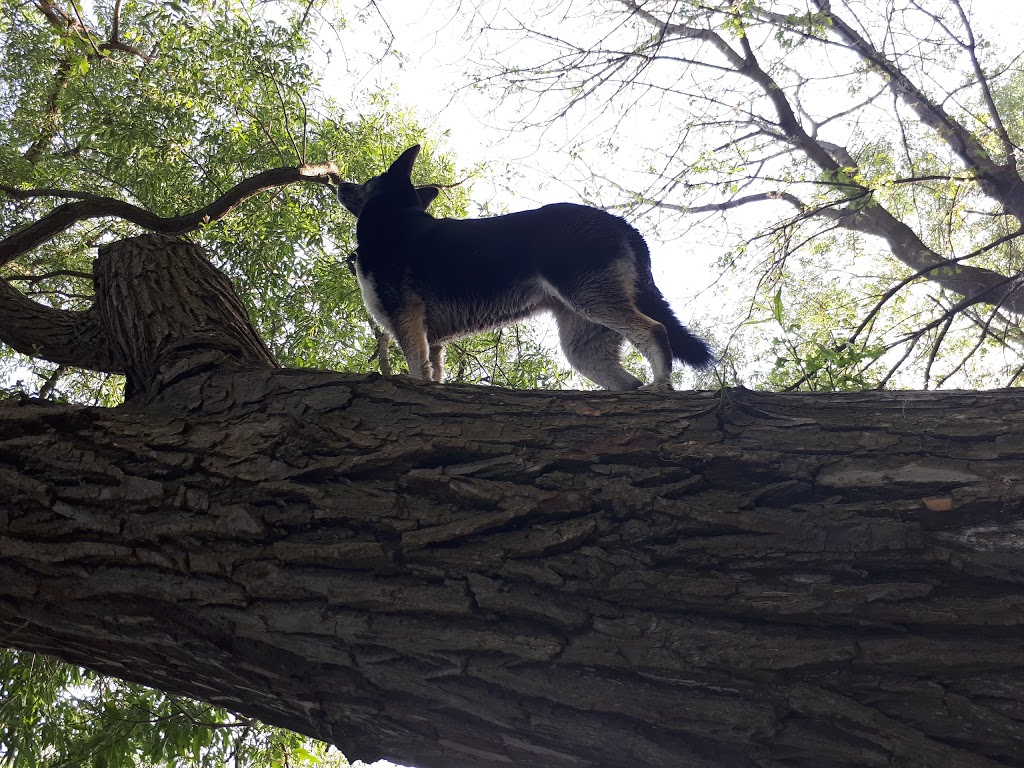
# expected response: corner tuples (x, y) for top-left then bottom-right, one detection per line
(324, 0), (731, 383)
(321, 0), (1024, 393)
(340, 0), (1024, 193)
(326, 0), (625, 223)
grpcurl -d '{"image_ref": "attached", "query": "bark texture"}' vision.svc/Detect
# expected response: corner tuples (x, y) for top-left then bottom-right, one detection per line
(3, 377), (1024, 768)
(0, 234), (278, 398)
(92, 234), (278, 398)
(2, 235), (1024, 768)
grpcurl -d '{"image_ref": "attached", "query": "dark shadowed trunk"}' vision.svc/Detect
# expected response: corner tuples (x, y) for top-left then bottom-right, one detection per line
(2, 235), (1024, 768)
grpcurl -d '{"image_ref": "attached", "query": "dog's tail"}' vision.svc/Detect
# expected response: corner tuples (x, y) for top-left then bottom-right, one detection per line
(637, 286), (714, 370)
(625, 227), (714, 370)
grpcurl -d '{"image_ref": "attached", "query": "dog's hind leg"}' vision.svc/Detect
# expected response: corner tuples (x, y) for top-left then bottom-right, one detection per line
(591, 309), (673, 391)
(553, 307), (643, 391)
(552, 271), (675, 391)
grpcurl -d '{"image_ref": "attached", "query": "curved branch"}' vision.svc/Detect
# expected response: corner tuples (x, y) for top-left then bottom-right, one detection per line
(661, 181), (1024, 317)
(850, 226), (1024, 343)
(0, 278), (122, 373)
(809, 0), (1024, 219)
(0, 163), (339, 266)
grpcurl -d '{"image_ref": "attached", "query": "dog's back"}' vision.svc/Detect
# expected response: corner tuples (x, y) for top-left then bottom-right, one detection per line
(337, 146), (712, 389)
(390, 204), (649, 338)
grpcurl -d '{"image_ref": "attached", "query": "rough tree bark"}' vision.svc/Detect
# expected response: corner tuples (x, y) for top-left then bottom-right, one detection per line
(3, 235), (1024, 768)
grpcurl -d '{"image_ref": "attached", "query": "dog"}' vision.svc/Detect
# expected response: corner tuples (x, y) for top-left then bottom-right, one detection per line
(335, 145), (712, 390)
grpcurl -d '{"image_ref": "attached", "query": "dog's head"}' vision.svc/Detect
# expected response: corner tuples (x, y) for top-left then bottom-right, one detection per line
(336, 145), (441, 217)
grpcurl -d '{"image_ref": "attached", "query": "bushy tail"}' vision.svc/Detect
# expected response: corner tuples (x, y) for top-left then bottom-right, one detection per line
(623, 224), (714, 369)
(637, 285), (714, 370)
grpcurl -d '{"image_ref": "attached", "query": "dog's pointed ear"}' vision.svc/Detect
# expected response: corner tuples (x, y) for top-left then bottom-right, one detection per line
(388, 145), (421, 179)
(416, 185), (441, 210)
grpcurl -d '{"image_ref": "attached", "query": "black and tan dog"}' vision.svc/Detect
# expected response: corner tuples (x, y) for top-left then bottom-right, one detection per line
(335, 145), (712, 390)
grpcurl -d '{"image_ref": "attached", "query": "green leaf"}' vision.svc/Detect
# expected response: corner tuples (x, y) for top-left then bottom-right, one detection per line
(771, 287), (784, 325)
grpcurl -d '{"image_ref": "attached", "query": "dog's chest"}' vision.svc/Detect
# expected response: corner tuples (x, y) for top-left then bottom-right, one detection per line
(354, 268), (395, 335)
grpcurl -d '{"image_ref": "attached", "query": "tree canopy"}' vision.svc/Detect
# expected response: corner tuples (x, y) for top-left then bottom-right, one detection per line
(3, 1), (1024, 767)
(0, 0), (578, 401)
(462, 0), (1024, 389)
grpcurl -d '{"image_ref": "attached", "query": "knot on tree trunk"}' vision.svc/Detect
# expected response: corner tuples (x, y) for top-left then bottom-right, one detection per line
(94, 233), (278, 400)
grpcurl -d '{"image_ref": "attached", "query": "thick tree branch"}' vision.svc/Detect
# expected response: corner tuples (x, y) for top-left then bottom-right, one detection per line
(809, 0), (1024, 221)
(849, 226), (1024, 343)
(4, 373), (1024, 768)
(0, 278), (121, 372)
(830, 201), (1024, 312)
(33, 0), (151, 62)
(0, 164), (339, 265)
(659, 184), (1024, 315)
(0, 234), (279, 390)
(32, 0), (74, 29)
(92, 235), (279, 398)
(3, 232), (1024, 767)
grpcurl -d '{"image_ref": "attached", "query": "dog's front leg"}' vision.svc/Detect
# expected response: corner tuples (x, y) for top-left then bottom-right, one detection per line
(429, 344), (445, 383)
(394, 297), (433, 381)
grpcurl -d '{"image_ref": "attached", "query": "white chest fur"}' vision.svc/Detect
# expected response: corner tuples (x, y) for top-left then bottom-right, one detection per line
(355, 267), (395, 337)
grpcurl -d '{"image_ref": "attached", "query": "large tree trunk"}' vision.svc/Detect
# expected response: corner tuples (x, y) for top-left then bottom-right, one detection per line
(3, 235), (1024, 768)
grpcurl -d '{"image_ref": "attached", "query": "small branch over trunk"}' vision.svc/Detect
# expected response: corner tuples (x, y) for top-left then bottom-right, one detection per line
(94, 234), (279, 398)
(0, 164), (339, 265)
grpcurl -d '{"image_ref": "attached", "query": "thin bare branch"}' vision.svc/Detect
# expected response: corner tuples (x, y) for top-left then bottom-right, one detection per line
(849, 226), (1024, 345)
(928, 0), (1015, 163)
(6, 269), (94, 284)
(810, 0), (1024, 219)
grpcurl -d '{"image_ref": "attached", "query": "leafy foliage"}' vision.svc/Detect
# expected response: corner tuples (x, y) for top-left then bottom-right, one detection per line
(0, 0), (508, 766)
(463, 0), (1024, 390)
(0, 649), (350, 768)
(1, 0), (565, 401)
